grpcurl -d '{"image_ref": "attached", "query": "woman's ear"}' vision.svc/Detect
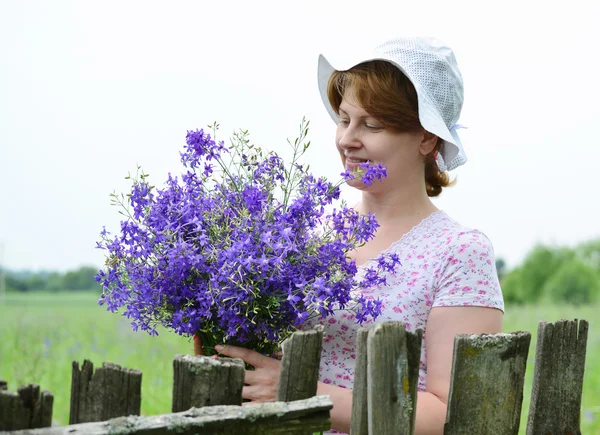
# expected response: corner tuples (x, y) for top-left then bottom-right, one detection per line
(419, 130), (438, 156)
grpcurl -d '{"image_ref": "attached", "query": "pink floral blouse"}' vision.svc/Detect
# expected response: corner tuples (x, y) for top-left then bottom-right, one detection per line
(307, 210), (504, 434)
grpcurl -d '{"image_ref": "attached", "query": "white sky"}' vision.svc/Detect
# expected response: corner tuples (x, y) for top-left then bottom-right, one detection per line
(1, 0), (599, 272)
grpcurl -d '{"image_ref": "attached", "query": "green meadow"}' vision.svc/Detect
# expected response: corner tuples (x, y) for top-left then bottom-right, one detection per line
(0, 291), (598, 432)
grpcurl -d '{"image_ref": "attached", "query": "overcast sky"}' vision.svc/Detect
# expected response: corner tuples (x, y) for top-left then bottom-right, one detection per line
(1, 0), (599, 272)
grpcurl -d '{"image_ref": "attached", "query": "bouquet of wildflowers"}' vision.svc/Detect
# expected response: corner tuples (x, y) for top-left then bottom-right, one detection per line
(96, 119), (400, 356)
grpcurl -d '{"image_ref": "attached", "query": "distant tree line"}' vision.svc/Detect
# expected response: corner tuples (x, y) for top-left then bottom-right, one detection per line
(498, 239), (600, 305)
(4, 266), (101, 292)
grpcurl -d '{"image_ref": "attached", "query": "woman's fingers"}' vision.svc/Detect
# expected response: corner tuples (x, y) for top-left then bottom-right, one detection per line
(243, 369), (258, 384)
(215, 344), (281, 404)
(215, 344), (268, 368)
(242, 385), (276, 403)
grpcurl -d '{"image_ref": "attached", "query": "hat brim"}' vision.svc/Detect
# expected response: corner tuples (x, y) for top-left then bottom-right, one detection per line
(317, 52), (465, 170)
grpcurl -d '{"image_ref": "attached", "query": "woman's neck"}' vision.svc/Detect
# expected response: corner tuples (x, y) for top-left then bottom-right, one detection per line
(356, 188), (438, 226)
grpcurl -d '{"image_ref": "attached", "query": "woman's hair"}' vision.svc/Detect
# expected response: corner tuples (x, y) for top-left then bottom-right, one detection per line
(327, 60), (454, 197)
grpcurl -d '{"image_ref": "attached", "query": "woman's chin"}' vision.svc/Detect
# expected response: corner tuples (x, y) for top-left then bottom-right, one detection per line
(345, 177), (368, 190)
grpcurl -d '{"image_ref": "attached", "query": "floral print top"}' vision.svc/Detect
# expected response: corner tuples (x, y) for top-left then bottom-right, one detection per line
(306, 210), (504, 434)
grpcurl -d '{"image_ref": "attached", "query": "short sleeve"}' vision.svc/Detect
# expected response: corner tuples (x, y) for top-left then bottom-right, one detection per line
(432, 229), (504, 312)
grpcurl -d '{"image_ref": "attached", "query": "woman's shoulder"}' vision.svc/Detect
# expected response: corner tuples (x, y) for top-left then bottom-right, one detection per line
(402, 210), (499, 270)
(428, 212), (504, 311)
(359, 210), (497, 269)
(430, 211), (496, 254)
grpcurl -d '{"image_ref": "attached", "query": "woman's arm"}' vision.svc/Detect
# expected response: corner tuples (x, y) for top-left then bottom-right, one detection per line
(318, 305), (503, 434)
(317, 383), (447, 434)
(315, 381), (352, 433)
(419, 306), (503, 434)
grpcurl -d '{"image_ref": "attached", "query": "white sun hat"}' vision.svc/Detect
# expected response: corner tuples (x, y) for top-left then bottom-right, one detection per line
(318, 36), (467, 171)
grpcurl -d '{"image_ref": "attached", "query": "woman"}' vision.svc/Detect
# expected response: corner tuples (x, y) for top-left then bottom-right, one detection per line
(216, 37), (505, 434)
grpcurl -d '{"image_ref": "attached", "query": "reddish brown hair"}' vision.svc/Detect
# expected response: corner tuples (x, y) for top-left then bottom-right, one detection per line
(327, 61), (454, 197)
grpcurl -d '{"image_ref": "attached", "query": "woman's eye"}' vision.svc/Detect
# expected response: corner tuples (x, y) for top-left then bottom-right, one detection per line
(338, 119), (382, 130)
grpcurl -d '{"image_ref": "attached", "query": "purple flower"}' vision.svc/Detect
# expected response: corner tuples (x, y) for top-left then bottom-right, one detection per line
(96, 119), (400, 355)
(341, 161), (387, 186)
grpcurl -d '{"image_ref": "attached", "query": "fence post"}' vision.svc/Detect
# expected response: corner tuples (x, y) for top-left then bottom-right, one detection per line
(366, 321), (423, 435)
(526, 318), (588, 435)
(444, 331), (531, 435)
(70, 360), (142, 424)
(349, 328), (369, 435)
(277, 325), (324, 402)
(172, 354), (245, 412)
(0, 381), (53, 430)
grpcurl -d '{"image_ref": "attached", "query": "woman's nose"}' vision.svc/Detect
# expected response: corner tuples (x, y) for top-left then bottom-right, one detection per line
(337, 124), (361, 150)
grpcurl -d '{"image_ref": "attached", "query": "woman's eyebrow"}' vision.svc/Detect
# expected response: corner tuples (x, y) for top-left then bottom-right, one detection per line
(338, 107), (369, 118)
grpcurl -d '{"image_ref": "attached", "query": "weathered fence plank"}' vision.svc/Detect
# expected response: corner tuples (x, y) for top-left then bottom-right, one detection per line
(526, 318), (588, 435)
(70, 360), (142, 424)
(367, 321), (422, 435)
(2, 395), (333, 435)
(278, 325), (324, 402)
(0, 389), (27, 431)
(444, 331), (531, 435)
(172, 354), (245, 412)
(0, 382), (53, 431)
(349, 328), (369, 435)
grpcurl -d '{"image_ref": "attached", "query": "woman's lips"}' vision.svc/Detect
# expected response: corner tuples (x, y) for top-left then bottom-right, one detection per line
(345, 157), (368, 169)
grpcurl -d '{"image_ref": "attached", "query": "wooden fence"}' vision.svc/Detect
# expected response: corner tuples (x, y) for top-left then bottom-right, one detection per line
(0, 318), (589, 434)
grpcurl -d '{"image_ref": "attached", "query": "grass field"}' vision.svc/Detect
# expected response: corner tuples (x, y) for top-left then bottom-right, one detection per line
(0, 291), (598, 432)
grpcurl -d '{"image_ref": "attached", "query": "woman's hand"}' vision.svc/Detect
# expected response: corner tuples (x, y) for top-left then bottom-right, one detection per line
(215, 344), (281, 404)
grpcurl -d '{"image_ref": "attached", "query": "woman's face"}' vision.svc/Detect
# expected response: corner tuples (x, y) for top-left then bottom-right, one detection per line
(335, 87), (426, 191)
